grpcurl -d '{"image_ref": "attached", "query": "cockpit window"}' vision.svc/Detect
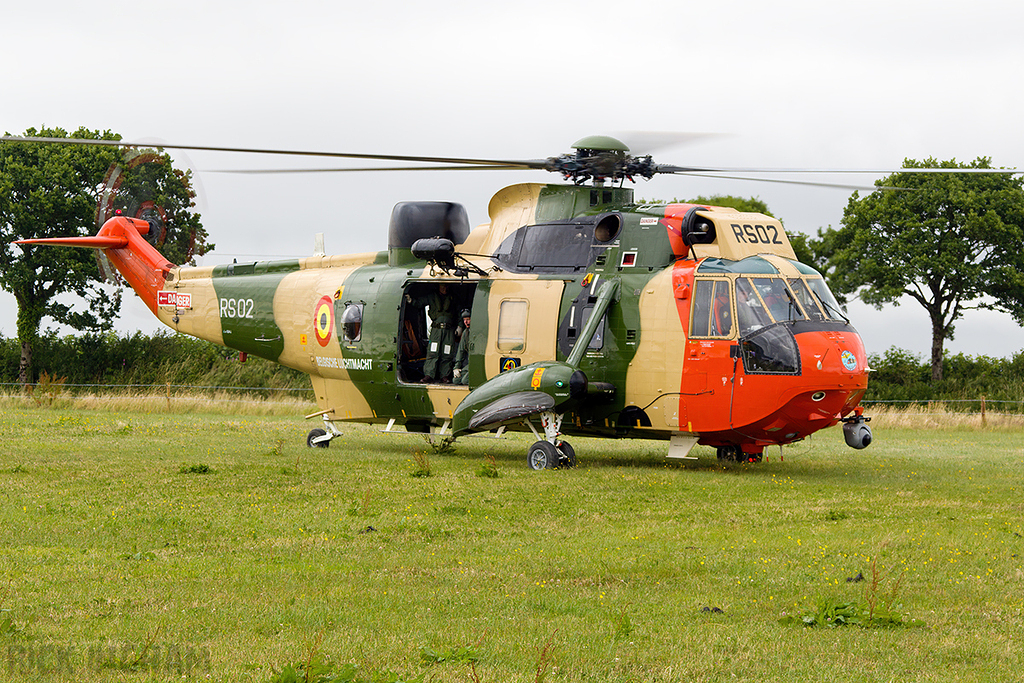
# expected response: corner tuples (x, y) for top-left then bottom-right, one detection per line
(690, 275), (847, 339)
(806, 277), (847, 321)
(787, 278), (825, 320)
(690, 279), (734, 337)
(735, 278), (775, 336)
(749, 277), (806, 323)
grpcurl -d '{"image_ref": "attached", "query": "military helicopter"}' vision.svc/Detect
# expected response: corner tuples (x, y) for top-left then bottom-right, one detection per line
(8, 134), (875, 468)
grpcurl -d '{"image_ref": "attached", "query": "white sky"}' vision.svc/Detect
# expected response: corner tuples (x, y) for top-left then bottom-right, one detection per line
(2, 0), (1023, 360)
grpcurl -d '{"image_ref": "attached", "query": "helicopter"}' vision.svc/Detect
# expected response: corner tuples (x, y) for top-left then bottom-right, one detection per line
(8, 134), (875, 468)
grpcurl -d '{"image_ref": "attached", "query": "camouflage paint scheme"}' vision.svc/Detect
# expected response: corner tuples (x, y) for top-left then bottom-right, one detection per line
(23, 181), (869, 459)
(150, 182), (867, 457)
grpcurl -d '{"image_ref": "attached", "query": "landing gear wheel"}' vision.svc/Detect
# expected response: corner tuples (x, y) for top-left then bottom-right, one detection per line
(527, 441), (559, 470)
(716, 445), (741, 462)
(556, 440), (577, 469)
(307, 428), (329, 448)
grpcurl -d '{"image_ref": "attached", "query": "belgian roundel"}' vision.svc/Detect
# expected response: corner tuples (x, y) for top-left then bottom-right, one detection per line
(314, 296), (334, 347)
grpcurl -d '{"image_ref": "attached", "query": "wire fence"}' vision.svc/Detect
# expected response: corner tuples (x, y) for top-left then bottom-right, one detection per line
(0, 382), (312, 393)
(2, 382), (1022, 416)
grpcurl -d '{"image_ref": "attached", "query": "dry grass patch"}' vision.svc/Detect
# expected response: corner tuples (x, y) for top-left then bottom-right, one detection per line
(865, 402), (1024, 430)
(0, 388), (315, 416)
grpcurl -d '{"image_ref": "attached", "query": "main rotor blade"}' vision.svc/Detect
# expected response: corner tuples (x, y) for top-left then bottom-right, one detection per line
(6, 134), (1015, 180)
(666, 171), (905, 191)
(0, 135), (548, 170)
(204, 164), (526, 174)
(658, 164), (1020, 175)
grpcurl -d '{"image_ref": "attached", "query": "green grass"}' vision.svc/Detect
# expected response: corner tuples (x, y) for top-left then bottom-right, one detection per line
(0, 404), (1022, 681)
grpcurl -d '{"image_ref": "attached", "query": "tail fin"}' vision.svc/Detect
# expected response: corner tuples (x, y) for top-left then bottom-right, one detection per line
(16, 216), (176, 315)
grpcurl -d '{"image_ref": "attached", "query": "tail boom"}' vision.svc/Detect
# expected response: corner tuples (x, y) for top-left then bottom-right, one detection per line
(16, 216), (177, 315)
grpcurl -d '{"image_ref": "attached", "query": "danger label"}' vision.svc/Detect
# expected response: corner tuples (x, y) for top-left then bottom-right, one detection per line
(158, 291), (192, 309)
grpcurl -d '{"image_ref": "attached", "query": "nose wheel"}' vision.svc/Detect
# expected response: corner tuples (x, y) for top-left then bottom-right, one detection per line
(716, 445), (763, 463)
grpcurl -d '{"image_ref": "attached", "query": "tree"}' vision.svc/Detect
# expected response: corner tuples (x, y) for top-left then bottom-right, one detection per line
(813, 157), (1024, 382)
(0, 127), (211, 383)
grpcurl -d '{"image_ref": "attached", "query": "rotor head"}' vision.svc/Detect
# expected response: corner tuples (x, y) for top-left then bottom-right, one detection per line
(544, 135), (658, 185)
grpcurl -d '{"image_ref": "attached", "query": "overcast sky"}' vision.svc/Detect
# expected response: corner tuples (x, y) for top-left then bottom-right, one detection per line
(3, 0), (1023, 359)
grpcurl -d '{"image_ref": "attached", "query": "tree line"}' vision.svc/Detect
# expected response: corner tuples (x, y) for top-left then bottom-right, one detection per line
(0, 331), (310, 393)
(865, 346), (1024, 405)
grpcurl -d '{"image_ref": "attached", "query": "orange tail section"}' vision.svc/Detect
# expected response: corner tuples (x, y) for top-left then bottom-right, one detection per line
(16, 216), (176, 315)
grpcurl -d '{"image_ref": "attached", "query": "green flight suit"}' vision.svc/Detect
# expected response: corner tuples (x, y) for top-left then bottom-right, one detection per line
(422, 289), (457, 381)
(453, 326), (470, 385)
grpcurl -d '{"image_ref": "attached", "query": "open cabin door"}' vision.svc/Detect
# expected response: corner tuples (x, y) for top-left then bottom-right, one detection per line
(398, 280), (477, 384)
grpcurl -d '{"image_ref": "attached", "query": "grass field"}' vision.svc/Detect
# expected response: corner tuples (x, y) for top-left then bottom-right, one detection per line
(1, 400), (1022, 682)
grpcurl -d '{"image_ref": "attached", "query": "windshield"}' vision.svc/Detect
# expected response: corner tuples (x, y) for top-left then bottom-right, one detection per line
(806, 277), (847, 321)
(787, 278), (825, 320)
(735, 278), (775, 336)
(690, 275), (849, 339)
(749, 277), (805, 323)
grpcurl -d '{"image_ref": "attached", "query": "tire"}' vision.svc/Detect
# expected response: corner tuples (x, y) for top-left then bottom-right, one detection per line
(556, 440), (577, 469)
(527, 441), (559, 470)
(307, 428), (329, 448)
(716, 445), (741, 462)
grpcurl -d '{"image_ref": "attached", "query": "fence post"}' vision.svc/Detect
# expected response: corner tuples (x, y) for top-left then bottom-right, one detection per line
(981, 395), (987, 427)
(166, 382), (171, 411)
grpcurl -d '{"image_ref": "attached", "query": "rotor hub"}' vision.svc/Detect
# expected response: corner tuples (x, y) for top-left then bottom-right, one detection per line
(545, 136), (657, 185)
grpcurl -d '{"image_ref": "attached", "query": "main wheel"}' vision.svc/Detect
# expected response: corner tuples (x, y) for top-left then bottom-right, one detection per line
(556, 440), (577, 469)
(527, 441), (559, 470)
(307, 428), (329, 448)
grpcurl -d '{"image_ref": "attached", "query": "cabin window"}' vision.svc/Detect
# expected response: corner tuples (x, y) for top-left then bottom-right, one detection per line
(497, 299), (528, 352)
(518, 224), (594, 269)
(690, 279), (733, 338)
(340, 303), (363, 343)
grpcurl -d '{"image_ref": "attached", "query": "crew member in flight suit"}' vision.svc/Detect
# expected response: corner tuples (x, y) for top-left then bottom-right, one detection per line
(417, 284), (458, 382)
(452, 309), (472, 385)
